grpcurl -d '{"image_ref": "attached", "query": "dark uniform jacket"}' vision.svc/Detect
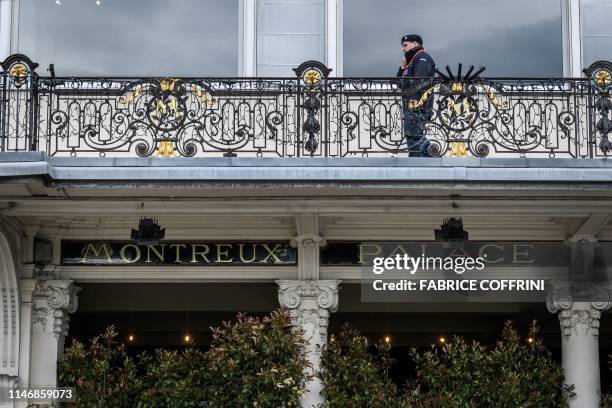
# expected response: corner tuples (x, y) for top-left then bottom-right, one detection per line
(396, 46), (436, 78)
(396, 47), (436, 114)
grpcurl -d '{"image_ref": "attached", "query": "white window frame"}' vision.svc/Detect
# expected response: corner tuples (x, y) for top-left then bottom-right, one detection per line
(240, 0), (339, 77)
(578, 0), (612, 71)
(0, 0), (590, 78)
(564, 0), (583, 77)
(0, 0), (15, 61)
(337, 0), (579, 78)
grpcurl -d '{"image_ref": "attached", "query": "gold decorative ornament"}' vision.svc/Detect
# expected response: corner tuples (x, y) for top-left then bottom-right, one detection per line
(9, 63), (28, 87)
(155, 141), (176, 158)
(449, 141), (469, 157)
(412, 87), (435, 109)
(192, 85), (216, 106)
(118, 86), (145, 104)
(451, 82), (464, 93)
(10, 63), (28, 79)
(447, 98), (473, 116)
(160, 78), (177, 92)
(156, 98), (179, 116)
(594, 69), (612, 86)
(303, 69), (322, 86)
(484, 86), (509, 109)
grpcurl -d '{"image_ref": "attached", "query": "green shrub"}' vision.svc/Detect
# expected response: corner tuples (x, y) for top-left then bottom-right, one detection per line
(58, 326), (142, 408)
(136, 348), (208, 408)
(403, 321), (573, 408)
(321, 324), (400, 408)
(602, 355), (612, 408)
(60, 310), (309, 408)
(204, 310), (309, 407)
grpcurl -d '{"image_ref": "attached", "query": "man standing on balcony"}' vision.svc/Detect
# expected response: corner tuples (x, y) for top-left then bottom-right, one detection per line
(397, 34), (436, 157)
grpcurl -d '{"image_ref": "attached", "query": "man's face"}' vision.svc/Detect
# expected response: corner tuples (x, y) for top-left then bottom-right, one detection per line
(402, 41), (418, 53)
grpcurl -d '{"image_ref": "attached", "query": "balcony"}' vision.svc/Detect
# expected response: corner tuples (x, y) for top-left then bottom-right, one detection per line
(1, 54), (612, 159)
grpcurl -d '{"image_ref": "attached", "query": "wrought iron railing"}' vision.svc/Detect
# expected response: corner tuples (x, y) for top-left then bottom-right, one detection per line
(1, 54), (612, 158)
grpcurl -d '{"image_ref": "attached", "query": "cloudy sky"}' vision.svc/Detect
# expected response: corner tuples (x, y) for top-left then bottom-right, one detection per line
(343, 0), (564, 77)
(18, 0), (240, 76)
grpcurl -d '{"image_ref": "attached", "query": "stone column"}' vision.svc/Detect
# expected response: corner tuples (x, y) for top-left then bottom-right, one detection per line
(29, 280), (79, 389)
(277, 280), (340, 408)
(548, 292), (611, 407)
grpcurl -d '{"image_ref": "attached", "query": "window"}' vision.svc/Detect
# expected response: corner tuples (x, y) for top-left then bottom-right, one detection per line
(581, 0), (612, 66)
(343, 0), (563, 77)
(17, 0), (239, 76)
(256, 0), (326, 76)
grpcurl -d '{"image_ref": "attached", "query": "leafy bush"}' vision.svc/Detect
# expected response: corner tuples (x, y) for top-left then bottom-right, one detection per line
(403, 321), (573, 408)
(602, 355), (612, 408)
(203, 310), (309, 407)
(59, 310), (309, 408)
(58, 318), (572, 408)
(321, 324), (400, 408)
(58, 326), (142, 408)
(136, 348), (208, 408)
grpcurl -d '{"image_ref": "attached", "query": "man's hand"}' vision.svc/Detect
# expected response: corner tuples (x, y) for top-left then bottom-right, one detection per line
(400, 57), (407, 69)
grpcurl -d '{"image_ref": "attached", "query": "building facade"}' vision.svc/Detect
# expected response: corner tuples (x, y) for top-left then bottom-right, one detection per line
(0, 0), (612, 407)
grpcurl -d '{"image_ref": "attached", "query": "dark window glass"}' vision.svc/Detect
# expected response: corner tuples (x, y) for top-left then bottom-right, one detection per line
(18, 0), (239, 76)
(343, 0), (563, 77)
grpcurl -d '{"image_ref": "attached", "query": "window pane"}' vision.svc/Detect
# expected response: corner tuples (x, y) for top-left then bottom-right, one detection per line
(582, 0), (612, 65)
(343, 0), (563, 77)
(17, 0), (239, 76)
(257, 0), (325, 76)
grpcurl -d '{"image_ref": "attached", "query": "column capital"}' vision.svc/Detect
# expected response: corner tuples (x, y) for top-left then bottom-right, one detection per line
(276, 280), (340, 407)
(32, 280), (80, 338)
(547, 287), (611, 340)
(276, 280), (340, 312)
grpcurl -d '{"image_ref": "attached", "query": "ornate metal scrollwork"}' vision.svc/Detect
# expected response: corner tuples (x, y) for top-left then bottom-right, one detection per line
(294, 61), (332, 156)
(0, 54), (606, 158)
(585, 61), (612, 156)
(1, 54), (38, 89)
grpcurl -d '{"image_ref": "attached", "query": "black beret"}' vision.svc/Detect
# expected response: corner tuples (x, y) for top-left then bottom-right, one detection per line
(401, 34), (423, 44)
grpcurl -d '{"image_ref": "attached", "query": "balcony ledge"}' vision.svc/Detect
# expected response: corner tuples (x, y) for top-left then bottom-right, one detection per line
(1, 152), (612, 185)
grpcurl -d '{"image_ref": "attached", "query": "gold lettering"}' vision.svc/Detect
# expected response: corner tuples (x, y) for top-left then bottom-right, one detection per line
(389, 244), (411, 258)
(191, 244), (210, 263)
(146, 244), (166, 263)
(358, 243), (382, 265)
(216, 244), (234, 263)
(479, 244), (504, 264)
(80, 243), (113, 263)
(260, 244), (283, 264)
(169, 244), (187, 263)
(447, 247), (471, 258)
(513, 244), (535, 264)
(120, 244), (141, 264)
(238, 243), (257, 263)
